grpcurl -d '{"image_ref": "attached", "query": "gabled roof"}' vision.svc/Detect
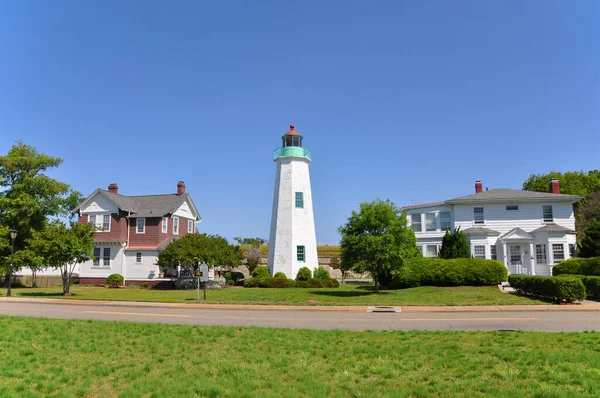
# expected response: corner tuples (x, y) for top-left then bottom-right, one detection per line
(462, 227), (500, 236)
(73, 189), (201, 221)
(498, 227), (534, 241)
(532, 224), (576, 234)
(446, 189), (582, 204)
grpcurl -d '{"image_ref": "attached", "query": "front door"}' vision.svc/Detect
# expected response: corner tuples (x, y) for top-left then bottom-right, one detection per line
(509, 245), (523, 274)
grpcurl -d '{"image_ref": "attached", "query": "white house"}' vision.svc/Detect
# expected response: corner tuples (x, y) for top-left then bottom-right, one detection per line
(403, 179), (582, 276)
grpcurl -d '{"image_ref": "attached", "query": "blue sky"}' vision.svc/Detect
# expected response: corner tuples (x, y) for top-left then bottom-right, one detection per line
(1, 1), (599, 244)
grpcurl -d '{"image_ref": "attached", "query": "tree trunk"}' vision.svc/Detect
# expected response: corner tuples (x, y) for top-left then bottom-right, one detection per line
(341, 270), (345, 285)
(374, 274), (379, 294)
(32, 270), (37, 288)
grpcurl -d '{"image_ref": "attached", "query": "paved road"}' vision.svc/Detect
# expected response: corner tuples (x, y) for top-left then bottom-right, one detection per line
(1, 301), (599, 331)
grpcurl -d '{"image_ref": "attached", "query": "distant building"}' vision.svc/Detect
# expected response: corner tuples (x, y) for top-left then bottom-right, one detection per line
(267, 124), (318, 279)
(73, 181), (201, 285)
(403, 179), (582, 276)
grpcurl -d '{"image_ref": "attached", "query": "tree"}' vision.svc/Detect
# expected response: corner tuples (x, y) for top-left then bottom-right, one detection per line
(157, 233), (243, 275)
(329, 256), (351, 284)
(522, 170), (600, 196)
(0, 141), (82, 275)
(438, 228), (471, 259)
(234, 237), (265, 275)
(578, 220), (600, 258)
(523, 170), (600, 243)
(27, 221), (95, 295)
(338, 199), (419, 293)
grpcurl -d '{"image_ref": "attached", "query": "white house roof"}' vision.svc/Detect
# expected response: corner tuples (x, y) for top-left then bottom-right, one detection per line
(445, 189), (582, 204)
(462, 227), (500, 236)
(531, 224), (576, 234)
(498, 227), (535, 241)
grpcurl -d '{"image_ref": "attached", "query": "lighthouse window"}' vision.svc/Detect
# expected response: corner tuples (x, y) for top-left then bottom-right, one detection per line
(295, 192), (304, 209)
(297, 246), (305, 262)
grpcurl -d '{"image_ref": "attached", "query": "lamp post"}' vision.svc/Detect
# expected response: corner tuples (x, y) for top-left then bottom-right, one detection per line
(7, 229), (17, 297)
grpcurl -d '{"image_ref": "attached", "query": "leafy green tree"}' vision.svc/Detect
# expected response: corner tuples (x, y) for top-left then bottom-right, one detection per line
(233, 237), (265, 245)
(27, 221), (95, 295)
(575, 191), (600, 242)
(338, 199), (419, 293)
(329, 256), (351, 284)
(0, 142), (82, 274)
(578, 220), (600, 258)
(438, 228), (471, 259)
(522, 170), (600, 196)
(313, 266), (330, 280)
(157, 233), (242, 275)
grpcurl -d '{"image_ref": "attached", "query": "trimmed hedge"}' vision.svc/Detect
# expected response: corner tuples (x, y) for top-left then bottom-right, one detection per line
(556, 274), (600, 299)
(252, 266), (270, 278)
(509, 275), (586, 302)
(296, 267), (312, 281)
(390, 258), (508, 289)
(243, 277), (340, 288)
(274, 272), (287, 279)
(106, 274), (124, 288)
(552, 257), (600, 276)
(313, 266), (331, 280)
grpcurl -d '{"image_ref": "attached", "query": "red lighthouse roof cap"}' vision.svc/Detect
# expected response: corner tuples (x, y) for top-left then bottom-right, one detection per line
(283, 124), (301, 136)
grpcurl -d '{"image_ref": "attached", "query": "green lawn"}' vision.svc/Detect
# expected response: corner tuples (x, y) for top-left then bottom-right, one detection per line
(1, 316), (599, 397)
(5, 284), (547, 306)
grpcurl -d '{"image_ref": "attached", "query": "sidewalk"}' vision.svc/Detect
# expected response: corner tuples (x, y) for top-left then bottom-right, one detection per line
(1, 297), (600, 312)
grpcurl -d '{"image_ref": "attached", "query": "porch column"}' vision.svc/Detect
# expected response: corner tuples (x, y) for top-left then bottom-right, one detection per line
(529, 243), (535, 275)
(502, 243), (508, 271)
(177, 265), (181, 278)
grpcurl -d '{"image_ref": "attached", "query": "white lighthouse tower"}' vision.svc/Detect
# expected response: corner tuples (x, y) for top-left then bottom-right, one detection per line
(267, 124), (318, 279)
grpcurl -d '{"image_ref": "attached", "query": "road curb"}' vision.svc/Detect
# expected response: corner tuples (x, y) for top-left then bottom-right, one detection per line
(1, 297), (599, 313)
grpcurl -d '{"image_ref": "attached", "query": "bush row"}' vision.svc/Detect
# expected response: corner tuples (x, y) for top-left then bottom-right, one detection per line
(508, 275), (586, 302)
(555, 274), (600, 299)
(390, 258), (508, 289)
(552, 257), (600, 276)
(243, 277), (339, 288)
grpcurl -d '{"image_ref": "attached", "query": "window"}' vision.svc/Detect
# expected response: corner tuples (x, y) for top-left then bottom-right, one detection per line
(536, 244), (547, 264)
(425, 245), (438, 258)
(103, 248), (111, 266)
(411, 214), (422, 232)
(89, 213), (110, 232)
(136, 252), (142, 263)
(490, 245), (497, 260)
(425, 213), (436, 232)
(552, 244), (564, 264)
(136, 218), (145, 234)
(295, 192), (304, 209)
(440, 211), (451, 231)
(506, 205), (519, 211)
(162, 217), (168, 233)
(188, 220), (193, 233)
(569, 244), (576, 258)
(473, 245), (486, 259)
(93, 247), (100, 266)
(173, 216), (179, 235)
(473, 207), (484, 224)
(543, 205), (554, 223)
(297, 246), (305, 262)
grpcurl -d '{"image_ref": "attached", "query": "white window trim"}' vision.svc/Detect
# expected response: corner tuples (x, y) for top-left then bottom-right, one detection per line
(136, 252), (142, 264)
(162, 217), (168, 234)
(473, 207), (485, 225)
(102, 247), (111, 267)
(173, 216), (179, 235)
(425, 213), (436, 232)
(136, 218), (146, 234)
(89, 213), (111, 232)
(188, 220), (193, 233)
(473, 245), (486, 259)
(542, 205), (554, 224)
(411, 213), (422, 233)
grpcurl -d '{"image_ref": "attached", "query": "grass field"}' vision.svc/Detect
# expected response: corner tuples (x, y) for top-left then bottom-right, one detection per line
(5, 285), (547, 306)
(1, 316), (599, 397)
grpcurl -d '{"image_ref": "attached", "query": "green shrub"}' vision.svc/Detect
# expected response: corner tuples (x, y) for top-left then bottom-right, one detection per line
(552, 257), (600, 276)
(106, 274), (124, 288)
(296, 267), (312, 281)
(226, 279), (235, 285)
(295, 278), (339, 288)
(228, 271), (245, 282)
(258, 277), (297, 288)
(139, 283), (151, 289)
(224, 272), (232, 281)
(390, 258), (507, 288)
(328, 278), (340, 288)
(581, 276), (600, 298)
(508, 275), (586, 302)
(307, 278), (325, 288)
(313, 266), (330, 280)
(243, 278), (262, 288)
(252, 266), (270, 278)
(274, 272), (287, 279)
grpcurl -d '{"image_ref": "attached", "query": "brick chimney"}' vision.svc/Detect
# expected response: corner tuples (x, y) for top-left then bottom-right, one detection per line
(549, 178), (560, 194)
(475, 180), (483, 193)
(176, 181), (186, 196)
(108, 183), (118, 194)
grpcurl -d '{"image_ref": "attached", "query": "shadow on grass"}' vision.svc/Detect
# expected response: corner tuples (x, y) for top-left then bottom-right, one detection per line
(310, 289), (389, 298)
(17, 292), (70, 297)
